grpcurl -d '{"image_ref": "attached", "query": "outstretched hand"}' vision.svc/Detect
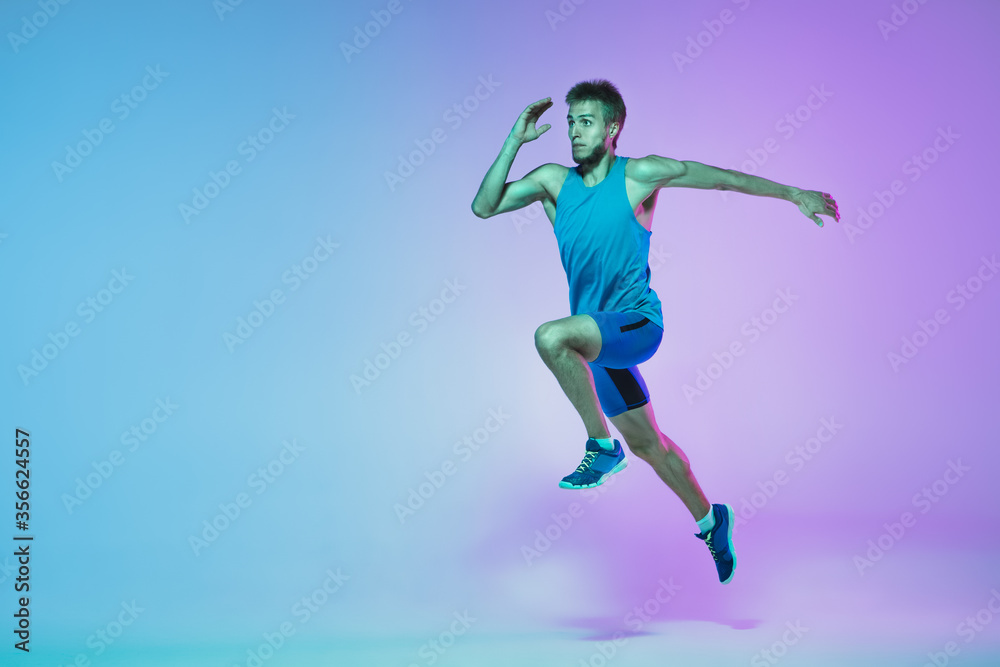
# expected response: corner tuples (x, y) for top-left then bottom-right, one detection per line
(794, 190), (840, 227)
(510, 97), (554, 144)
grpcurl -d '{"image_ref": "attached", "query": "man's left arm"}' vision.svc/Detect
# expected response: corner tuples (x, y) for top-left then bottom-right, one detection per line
(635, 155), (840, 227)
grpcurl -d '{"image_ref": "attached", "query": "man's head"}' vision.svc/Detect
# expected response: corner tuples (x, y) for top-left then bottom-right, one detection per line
(565, 79), (626, 166)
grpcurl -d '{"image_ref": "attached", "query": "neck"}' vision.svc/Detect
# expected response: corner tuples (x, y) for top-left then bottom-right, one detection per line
(577, 148), (617, 186)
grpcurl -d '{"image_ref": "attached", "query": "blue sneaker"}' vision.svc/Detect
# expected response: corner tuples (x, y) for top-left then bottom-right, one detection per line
(559, 438), (627, 489)
(694, 503), (736, 584)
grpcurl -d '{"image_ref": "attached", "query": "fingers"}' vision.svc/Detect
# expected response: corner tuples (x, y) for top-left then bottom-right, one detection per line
(825, 197), (839, 222)
(538, 123), (551, 135)
(535, 99), (553, 117)
(804, 190), (837, 226)
(528, 97), (553, 112)
(815, 190), (839, 222)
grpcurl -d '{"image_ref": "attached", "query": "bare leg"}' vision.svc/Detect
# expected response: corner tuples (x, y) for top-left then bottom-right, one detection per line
(534, 314), (610, 439)
(610, 402), (711, 521)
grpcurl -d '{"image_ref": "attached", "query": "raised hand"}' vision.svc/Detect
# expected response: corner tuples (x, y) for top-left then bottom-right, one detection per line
(509, 97), (554, 145)
(794, 190), (840, 227)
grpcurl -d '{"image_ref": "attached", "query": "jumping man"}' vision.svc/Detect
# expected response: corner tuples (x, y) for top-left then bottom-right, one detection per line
(470, 80), (839, 584)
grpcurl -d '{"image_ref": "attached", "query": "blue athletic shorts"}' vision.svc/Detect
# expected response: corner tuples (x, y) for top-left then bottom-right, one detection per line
(585, 311), (663, 418)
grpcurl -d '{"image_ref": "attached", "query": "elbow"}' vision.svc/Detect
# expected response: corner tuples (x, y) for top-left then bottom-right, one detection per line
(471, 202), (493, 219)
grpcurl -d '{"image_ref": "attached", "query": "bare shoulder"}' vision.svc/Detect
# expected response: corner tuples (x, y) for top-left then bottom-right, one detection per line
(626, 155), (685, 187)
(531, 162), (570, 200)
(535, 162), (570, 187)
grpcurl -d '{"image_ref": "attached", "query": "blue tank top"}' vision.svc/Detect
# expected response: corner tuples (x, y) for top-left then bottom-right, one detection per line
(553, 155), (663, 329)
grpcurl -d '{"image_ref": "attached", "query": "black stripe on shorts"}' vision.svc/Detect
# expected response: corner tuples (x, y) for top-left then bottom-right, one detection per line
(604, 367), (649, 410)
(619, 317), (650, 333)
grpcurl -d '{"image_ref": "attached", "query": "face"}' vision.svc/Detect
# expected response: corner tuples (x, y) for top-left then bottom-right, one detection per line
(567, 99), (616, 166)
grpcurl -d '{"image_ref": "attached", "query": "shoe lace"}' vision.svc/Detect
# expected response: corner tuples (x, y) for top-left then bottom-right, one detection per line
(574, 450), (599, 474)
(704, 534), (719, 561)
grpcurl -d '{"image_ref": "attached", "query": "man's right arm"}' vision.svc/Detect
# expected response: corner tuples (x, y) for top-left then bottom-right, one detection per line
(471, 138), (551, 218)
(471, 96), (555, 219)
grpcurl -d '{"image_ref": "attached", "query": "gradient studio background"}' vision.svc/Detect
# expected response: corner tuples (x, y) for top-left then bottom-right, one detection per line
(2, 0), (998, 665)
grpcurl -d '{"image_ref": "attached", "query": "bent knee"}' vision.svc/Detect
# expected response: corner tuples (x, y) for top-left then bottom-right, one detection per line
(534, 321), (566, 354)
(623, 432), (662, 457)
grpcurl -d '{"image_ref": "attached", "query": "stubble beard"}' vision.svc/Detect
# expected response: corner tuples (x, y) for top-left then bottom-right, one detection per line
(573, 141), (607, 170)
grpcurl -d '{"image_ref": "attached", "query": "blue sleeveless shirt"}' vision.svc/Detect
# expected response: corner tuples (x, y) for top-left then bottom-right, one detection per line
(553, 155), (663, 329)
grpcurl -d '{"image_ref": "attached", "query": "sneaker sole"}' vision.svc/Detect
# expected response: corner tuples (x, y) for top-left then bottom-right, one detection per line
(558, 458), (628, 489)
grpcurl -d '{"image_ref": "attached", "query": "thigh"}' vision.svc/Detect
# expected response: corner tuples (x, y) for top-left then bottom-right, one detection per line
(590, 363), (653, 418)
(587, 311), (663, 369)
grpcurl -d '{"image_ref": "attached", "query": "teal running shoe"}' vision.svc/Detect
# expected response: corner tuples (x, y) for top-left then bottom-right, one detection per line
(694, 503), (736, 584)
(559, 438), (628, 489)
